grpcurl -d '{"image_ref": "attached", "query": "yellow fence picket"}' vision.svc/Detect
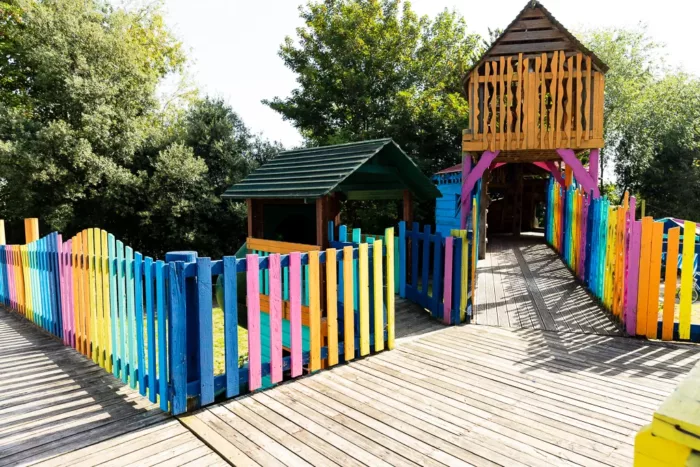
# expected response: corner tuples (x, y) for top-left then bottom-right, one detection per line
(679, 221), (696, 339)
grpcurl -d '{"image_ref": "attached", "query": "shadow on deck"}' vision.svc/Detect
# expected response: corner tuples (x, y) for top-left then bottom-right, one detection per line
(0, 310), (222, 467)
(476, 233), (623, 336)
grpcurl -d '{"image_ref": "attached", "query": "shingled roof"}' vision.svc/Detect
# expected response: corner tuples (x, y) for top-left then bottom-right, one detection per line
(222, 139), (441, 200)
(464, 0), (608, 81)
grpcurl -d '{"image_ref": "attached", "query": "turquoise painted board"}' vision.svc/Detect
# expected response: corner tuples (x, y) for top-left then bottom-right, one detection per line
(116, 241), (127, 383)
(125, 246), (136, 388)
(108, 235), (118, 377)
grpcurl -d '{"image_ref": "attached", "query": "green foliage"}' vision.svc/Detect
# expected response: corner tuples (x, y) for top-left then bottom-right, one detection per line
(265, 0), (481, 229)
(0, 0), (280, 256)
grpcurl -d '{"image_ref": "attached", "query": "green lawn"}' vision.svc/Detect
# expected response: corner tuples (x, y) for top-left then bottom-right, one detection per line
(212, 306), (248, 374)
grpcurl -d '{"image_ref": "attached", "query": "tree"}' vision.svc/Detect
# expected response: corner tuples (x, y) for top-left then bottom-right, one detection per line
(265, 0), (481, 177)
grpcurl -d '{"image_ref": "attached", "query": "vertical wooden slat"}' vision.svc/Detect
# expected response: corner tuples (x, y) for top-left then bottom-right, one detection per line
(169, 260), (187, 415)
(549, 51), (559, 149)
(523, 57), (531, 148)
(636, 217), (653, 336)
(197, 257), (214, 405)
(223, 256), (239, 397)
(515, 53), (523, 150)
(101, 231), (111, 373)
(473, 71), (480, 141)
(309, 250), (321, 371)
(585, 56), (592, 139)
(499, 56), (505, 149)
(443, 237), (453, 324)
(566, 55), (574, 146)
(471, 199), (478, 318)
(679, 221), (696, 339)
(490, 63), (497, 152)
(483, 62), (490, 148)
(108, 235), (118, 375)
(358, 243), (369, 356)
(646, 222), (664, 339)
(556, 51), (565, 148)
(372, 241), (383, 352)
(505, 57), (512, 151)
(662, 227), (680, 340)
(246, 254), (262, 390)
(576, 53), (583, 148)
(125, 246), (136, 388)
(422, 225), (431, 312)
(385, 227), (395, 350)
(269, 253), (282, 383)
(155, 260), (168, 411)
(343, 246), (355, 360)
(86, 230), (96, 362)
(540, 53), (546, 149)
(326, 248), (338, 365)
(94, 231), (104, 367)
(134, 252), (146, 395)
(144, 256), (156, 402)
(289, 252), (302, 376)
(116, 240), (127, 380)
(432, 232), (443, 319)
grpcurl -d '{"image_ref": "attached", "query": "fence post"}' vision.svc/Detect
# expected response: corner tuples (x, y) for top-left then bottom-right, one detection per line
(0, 220), (5, 246)
(165, 250), (198, 412)
(398, 221), (406, 298)
(168, 260), (187, 415)
(24, 218), (39, 243)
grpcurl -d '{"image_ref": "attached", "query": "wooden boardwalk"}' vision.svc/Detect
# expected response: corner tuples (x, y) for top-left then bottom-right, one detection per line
(183, 320), (700, 466)
(0, 310), (225, 467)
(476, 234), (622, 335)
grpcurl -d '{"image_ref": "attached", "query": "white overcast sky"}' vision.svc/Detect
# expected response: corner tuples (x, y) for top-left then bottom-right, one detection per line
(158, 0), (699, 147)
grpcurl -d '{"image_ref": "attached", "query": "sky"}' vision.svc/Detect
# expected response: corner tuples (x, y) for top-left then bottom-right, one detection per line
(159, 0), (700, 148)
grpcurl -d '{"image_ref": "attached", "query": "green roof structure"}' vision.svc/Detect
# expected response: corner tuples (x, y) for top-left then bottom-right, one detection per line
(222, 138), (441, 201)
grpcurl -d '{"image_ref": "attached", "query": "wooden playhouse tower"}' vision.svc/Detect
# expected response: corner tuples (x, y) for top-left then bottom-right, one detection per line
(459, 0), (608, 243)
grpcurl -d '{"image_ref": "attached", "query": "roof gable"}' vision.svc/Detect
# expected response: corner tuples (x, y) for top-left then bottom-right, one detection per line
(223, 139), (441, 200)
(466, 1), (608, 79)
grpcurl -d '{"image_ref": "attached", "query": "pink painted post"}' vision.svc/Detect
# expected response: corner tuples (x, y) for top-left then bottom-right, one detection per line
(443, 237), (453, 324)
(461, 150), (500, 227)
(556, 149), (600, 197)
(623, 197), (636, 325)
(589, 149), (599, 190)
(246, 254), (262, 390)
(578, 196), (588, 280)
(459, 154), (472, 230)
(269, 254), (282, 383)
(57, 234), (68, 345)
(289, 252), (302, 377)
(66, 239), (75, 348)
(7, 246), (14, 309)
(490, 162), (507, 170)
(625, 220), (642, 335)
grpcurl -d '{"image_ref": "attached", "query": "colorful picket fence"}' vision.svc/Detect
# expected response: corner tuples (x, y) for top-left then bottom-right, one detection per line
(0, 221), (396, 415)
(546, 178), (700, 342)
(329, 217), (478, 325)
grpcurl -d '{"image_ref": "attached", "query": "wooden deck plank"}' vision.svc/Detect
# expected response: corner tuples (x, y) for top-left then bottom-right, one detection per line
(0, 309), (224, 467)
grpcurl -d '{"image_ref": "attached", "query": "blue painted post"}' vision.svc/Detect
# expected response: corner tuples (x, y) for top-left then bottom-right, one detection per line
(432, 232), (443, 319)
(196, 257), (214, 406)
(452, 238), (463, 325)
(134, 252), (146, 395)
(411, 222), (419, 300)
(165, 250), (198, 391)
(223, 256), (239, 398)
(421, 225), (431, 309)
(398, 221), (406, 298)
(338, 225), (347, 302)
(169, 260), (187, 415)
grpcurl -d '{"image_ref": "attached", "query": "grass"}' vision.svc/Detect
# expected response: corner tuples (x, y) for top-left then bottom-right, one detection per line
(212, 306), (248, 374)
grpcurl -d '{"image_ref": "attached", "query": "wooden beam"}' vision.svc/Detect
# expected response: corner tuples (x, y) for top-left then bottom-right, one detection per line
(589, 148), (600, 191)
(556, 149), (599, 197)
(460, 153), (472, 230)
(402, 190), (413, 224)
(462, 150), (500, 220)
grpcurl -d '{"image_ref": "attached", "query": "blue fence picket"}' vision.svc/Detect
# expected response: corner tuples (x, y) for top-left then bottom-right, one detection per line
(399, 221), (406, 298)
(452, 238), (463, 325)
(223, 256), (240, 398)
(155, 260), (168, 411)
(134, 252), (146, 395)
(169, 261), (187, 415)
(432, 232), (443, 319)
(196, 257), (215, 406)
(144, 256), (157, 403)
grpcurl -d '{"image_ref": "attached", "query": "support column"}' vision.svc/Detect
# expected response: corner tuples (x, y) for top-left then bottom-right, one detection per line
(461, 150), (500, 228)
(402, 190), (413, 224)
(589, 148), (600, 192)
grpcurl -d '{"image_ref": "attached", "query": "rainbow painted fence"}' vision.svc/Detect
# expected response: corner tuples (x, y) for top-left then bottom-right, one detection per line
(546, 178), (700, 341)
(0, 224), (395, 415)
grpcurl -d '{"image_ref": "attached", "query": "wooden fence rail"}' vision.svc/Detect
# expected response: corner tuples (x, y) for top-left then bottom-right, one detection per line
(546, 178), (700, 342)
(0, 222), (395, 415)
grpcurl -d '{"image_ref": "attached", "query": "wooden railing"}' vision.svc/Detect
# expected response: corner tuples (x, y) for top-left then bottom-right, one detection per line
(0, 222), (395, 415)
(463, 51), (605, 153)
(547, 179), (700, 342)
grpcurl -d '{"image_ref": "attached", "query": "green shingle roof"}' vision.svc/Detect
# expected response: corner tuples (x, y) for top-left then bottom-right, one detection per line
(222, 138), (441, 200)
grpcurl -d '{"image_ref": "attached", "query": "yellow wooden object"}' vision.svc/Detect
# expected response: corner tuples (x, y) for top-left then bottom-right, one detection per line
(373, 240), (384, 352)
(359, 243), (369, 356)
(385, 228), (395, 350)
(72, 237), (82, 354)
(679, 221), (695, 340)
(308, 250), (320, 371)
(326, 248), (338, 366)
(471, 199), (478, 319)
(93, 230), (104, 367)
(246, 237), (320, 255)
(634, 425), (692, 466)
(637, 217), (653, 336)
(21, 246), (31, 320)
(24, 218), (39, 244)
(0, 219), (5, 245)
(87, 228), (98, 363)
(101, 230), (112, 372)
(662, 228), (680, 341)
(646, 222), (664, 339)
(343, 246), (354, 360)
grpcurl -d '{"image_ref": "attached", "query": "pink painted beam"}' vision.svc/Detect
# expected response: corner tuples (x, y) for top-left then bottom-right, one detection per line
(443, 237), (453, 324)
(589, 149), (599, 190)
(269, 253), (282, 383)
(532, 161), (565, 187)
(246, 254), (262, 390)
(461, 150), (500, 227)
(556, 149), (599, 197)
(289, 252), (302, 377)
(490, 162), (506, 170)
